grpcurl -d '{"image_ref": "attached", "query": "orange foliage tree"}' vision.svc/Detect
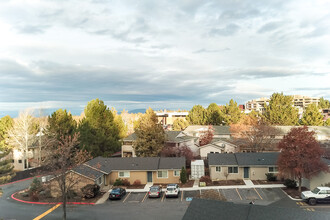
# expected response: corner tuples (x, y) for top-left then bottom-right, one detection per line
(199, 125), (214, 146)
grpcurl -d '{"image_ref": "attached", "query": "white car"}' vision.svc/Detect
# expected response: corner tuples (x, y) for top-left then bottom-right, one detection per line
(301, 187), (330, 205)
(165, 184), (180, 198)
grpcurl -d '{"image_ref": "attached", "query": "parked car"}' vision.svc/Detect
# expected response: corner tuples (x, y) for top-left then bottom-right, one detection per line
(165, 184), (180, 198)
(301, 187), (330, 205)
(149, 185), (162, 198)
(109, 187), (126, 200)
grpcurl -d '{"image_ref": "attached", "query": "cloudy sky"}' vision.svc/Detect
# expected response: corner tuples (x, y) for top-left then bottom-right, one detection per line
(1, 0), (330, 117)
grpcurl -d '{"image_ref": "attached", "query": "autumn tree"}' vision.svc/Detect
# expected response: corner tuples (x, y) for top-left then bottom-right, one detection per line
(199, 125), (214, 146)
(172, 118), (189, 131)
(186, 105), (207, 125)
(277, 126), (328, 192)
(264, 93), (299, 125)
(230, 116), (280, 152)
(133, 108), (165, 157)
(0, 115), (14, 184)
(78, 99), (121, 157)
(325, 118), (330, 126)
(207, 103), (224, 125)
(301, 104), (324, 126)
(47, 109), (77, 140)
(111, 108), (128, 139)
(161, 145), (194, 166)
(43, 133), (90, 220)
(221, 99), (242, 125)
(8, 109), (36, 169)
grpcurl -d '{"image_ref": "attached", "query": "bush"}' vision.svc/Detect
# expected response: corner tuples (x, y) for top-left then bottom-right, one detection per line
(67, 189), (77, 199)
(29, 178), (43, 194)
(113, 178), (123, 186)
(122, 179), (130, 186)
(180, 167), (187, 184)
(284, 179), (297, 188)
(81, 184), (100, 199)
(133, 180), (141, 186)
(199, 176), (212, 185)
(265, 173), (277, 182)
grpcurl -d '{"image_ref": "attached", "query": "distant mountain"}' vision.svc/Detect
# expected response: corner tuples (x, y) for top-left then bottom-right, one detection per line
(128, 109), (147, 114)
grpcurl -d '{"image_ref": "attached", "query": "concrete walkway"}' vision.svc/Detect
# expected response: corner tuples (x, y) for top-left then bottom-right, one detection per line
(193, 179), (199, 188)
(243, 179), (254, 187)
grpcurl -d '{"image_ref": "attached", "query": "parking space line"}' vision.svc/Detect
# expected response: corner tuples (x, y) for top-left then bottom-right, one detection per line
(254, 188), (263, 200)
(33, 203), (61, 220)
(141, 192), (148, 203)
(236, 188), (243, 200)
(123, 192), (131, 203)
(161, 192), (166, 202)
(181, 191), (184, 202)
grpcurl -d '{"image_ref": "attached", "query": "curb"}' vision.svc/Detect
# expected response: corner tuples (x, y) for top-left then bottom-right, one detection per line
(0, 176), (39, 187)
(11, 191), (95, 205)
(280, 188), (303, 201)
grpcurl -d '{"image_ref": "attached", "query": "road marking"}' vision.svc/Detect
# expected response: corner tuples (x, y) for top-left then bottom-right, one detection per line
(236, 188), (242, 200)
(181, 191), (184, 202)
(254, 188), (263, 200)
(122, 192), (131, 203)
(33, 203), (61, 220)
(141, 192), (148, 203)
(161, 192), (166, 202)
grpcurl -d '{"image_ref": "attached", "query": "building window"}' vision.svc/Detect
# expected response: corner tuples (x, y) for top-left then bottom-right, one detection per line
(268, 167), (278, 173)
(96, 176), (103, 185)
(18, 160), (22, 163)
(215, 166), (221, 172)
(174, 170), (180, 177)
(118, 171), (130, 178)
(157, 170), (168, 178)
(228, 167), (238, 174)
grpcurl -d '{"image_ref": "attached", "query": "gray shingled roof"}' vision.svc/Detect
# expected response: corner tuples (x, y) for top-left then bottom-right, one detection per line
(165, 131), (182, 142)
(183, 198), (330, 220)
(208, 152), (279, 166)
(72, 164), (104, 180)
(208, 153), (237, 166)
(123, 133), (137, 141)
(235, 152), (279, 166)
(184, 125), (231, 135)
(85, 157), (185, 173)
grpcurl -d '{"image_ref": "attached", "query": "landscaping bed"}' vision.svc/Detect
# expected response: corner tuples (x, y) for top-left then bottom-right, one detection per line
(197, 189), (227, 201)
(212, 180), (245, 186)
(282, 187), (308, 199)
(179, 180), (194, 188)
(123, 184), (145, 189)
(14, 189), (104, 204)
(252, 180), (284, 185)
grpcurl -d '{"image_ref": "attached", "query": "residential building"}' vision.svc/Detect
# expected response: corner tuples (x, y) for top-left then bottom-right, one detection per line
(302, 158), (330, 190)
(155, 110), (189, 125)
(245, 97), (269, 113)
(199, 139), (238, 159)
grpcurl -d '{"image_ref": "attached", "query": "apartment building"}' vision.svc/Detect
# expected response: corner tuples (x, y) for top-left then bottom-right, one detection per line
(245, 97), (269, 113)
(156, 110), (189, 125)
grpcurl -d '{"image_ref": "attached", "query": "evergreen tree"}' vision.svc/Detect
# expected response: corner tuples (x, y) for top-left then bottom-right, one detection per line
(319, 97), (330, 109)
(47, 109), (77, 140)
(186, 105), (207, 125)
(222, 99), (242, 125)
(78, 99), (121, 157)
(180, 167), (187, 184)
(207, 103), (224, 125)
(324, 118), (330, 126)
(172, 118), (189, 131)
(264, 93), (299, 125)
(0, 115), (14, 184)
(133, 108), (165, 157)
(301, 104), (324, 126)
(111, 108), (128, 139)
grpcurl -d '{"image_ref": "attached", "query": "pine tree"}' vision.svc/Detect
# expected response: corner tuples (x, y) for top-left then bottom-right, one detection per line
(301, 104), (324, 126)
(0, 116), (14, 184)
(47, 109), (77, 140)
(133, 108), (165, 157)
(264, 93), (299, 125)
(207, 103), (224, 125)
(325, 118), (330, 126)
(186, 105), (207, 125)
(222, 99), (242, 125)
(180, 167), (187, 184)
(319, 97), (330, 109)
(172, 118), (189, 131)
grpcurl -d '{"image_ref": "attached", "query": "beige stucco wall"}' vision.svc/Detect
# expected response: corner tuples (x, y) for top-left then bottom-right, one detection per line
(310, 171), (330, 190)
(210, 166), (273, 180)
(153, 170), (181, 184)
(200, 146), (222, 159)
(121, 145), (136, 157)
(249, 167), (271, 180)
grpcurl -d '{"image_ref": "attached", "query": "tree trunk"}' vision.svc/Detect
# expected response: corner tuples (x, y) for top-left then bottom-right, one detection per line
(298, 177), (302, 193)
(25, 133), (29, 169)
(62, 177), (67, 220)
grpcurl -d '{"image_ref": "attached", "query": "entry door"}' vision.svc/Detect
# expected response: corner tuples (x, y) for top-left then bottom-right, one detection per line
(244, 167), (249, 178)
(147, 171), (153, 182)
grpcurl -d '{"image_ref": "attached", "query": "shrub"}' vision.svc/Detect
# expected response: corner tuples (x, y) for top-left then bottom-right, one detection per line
(122, 179), (130, 186)
(265, 173), (277, 182)
(113, 178), (123, 186)
(29, 178), (43, 194)
(133, 180), (141, 186)
(284, 179), (297, 188)
(180, 167), (188, 184)
(30, 191), (39, 201)
(81, 184), (100, 199)
(199, 176), (212, 185)
(67, 189), (77, 199)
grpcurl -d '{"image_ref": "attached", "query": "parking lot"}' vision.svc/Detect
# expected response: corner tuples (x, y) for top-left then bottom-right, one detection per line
(107, 187), (287, 205)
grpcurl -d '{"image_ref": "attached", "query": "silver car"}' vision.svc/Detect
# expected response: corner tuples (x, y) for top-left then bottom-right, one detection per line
(165, 184), (180, 198)
(149, 186), (162, 198)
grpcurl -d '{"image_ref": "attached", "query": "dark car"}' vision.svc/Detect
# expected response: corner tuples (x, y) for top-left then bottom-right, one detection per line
(109, 188), (126, 200)
(149, 186), (162, 198)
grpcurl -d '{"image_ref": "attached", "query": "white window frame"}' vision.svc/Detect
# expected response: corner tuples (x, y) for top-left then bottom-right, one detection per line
(173, 170), (180, 177)
(268, 167), (278, 173)
(157, 170), (168, 178)
(215, 166), (221, 172)
(228, 166), (238, 174)
(118, 171), (130, 178)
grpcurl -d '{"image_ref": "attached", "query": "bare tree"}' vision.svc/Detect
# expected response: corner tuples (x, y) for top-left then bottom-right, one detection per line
(8, 109), (36, 169)
(43, 133), (90, 220)
(36, 109), (49, 166)
(224, 171), (229, 184)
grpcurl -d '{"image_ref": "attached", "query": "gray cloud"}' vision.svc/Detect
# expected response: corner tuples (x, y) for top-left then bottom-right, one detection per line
(193, 48), (230, 53)
(258, 21), (283, 33)
(209, 23), (240, 36)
